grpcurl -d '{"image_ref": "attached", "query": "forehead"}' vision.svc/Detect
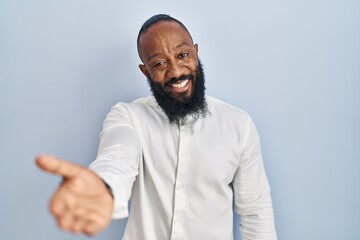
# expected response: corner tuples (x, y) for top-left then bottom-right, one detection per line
(139, 21), (193, 60)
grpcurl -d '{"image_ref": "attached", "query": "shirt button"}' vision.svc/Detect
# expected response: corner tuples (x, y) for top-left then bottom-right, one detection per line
(180, 151), (188, 157)
(176, 182), (184, 190)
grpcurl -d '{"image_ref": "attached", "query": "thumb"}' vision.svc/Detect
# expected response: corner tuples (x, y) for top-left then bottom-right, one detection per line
(35, 154), (82, 179)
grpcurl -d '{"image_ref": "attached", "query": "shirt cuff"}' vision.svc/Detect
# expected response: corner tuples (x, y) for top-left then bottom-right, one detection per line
(93, 172), (130, 219)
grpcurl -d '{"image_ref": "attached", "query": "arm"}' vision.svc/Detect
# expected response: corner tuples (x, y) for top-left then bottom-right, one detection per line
(89, 103), (141, 219)
(35, 103), (141, 235)
(233, 117), (277, 240)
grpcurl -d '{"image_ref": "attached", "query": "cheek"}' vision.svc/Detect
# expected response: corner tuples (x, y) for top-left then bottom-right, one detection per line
(150, 72), (167, 85)
(185, 59), (198, 73)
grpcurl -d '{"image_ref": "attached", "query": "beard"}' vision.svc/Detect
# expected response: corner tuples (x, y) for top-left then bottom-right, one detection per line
(147, 59), (208, 125)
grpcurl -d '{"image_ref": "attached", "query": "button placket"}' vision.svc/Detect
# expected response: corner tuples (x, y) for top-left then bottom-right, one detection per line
(170, 124), (191, 240)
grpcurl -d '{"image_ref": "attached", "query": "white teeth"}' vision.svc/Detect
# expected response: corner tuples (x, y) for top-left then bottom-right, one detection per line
(171, 79), (188, 88)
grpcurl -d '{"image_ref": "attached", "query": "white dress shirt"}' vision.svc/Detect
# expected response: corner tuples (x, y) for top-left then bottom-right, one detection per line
(89, 95), (277, 240)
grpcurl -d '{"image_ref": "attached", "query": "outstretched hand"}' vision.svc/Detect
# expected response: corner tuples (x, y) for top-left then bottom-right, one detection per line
(36, 155), (113, 235)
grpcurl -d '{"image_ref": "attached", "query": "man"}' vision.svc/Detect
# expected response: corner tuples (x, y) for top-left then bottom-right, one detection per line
(36, 14), (277, 239)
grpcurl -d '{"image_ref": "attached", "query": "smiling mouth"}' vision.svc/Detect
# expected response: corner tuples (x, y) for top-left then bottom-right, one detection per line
(167, 79), (190, 94)
(170, 79), (188, 88)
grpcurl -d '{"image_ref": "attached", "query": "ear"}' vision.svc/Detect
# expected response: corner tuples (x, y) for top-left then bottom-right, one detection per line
(194, 43), (198, 53)
(139, 64), (150, 79)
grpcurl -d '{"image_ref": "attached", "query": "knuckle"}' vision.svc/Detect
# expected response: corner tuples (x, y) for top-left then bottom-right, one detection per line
(71, 177), (84, 189)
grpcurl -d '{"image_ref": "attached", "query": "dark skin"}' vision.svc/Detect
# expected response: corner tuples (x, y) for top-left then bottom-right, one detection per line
(138, 21), (199, 102)
(36, 21), (199, 236)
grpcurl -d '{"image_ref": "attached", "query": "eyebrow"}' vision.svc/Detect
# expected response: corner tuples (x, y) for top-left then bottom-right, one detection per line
(175, 41), (191, 49)
(146, 41), (191, 62)
(147, 53), (162, 62)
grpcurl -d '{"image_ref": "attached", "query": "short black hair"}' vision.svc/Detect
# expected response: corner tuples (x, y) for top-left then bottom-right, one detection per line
(137, 14), (192, 60)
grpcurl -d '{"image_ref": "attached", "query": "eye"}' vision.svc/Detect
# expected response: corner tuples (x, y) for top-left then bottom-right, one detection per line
(179, 52), (189, 58)
(153, 61), (166, 68)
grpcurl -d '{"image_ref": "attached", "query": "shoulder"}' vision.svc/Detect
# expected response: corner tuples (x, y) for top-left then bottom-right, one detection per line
(110, 96), (157, 113)
(206, 96), (261, 144)
(102, 96), (153, 126)
(104, 96), (164, 126)
(206, 95), (251, 120)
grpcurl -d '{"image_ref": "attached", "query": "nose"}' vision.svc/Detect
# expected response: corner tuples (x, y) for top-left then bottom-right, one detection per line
(166, 60), (182, 80)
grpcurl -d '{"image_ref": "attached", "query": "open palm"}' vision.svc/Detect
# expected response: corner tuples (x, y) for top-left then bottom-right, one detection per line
(36, 155), (113, 235)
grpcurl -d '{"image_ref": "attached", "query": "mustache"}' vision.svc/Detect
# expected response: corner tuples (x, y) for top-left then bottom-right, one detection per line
(166, 74), (194, 86)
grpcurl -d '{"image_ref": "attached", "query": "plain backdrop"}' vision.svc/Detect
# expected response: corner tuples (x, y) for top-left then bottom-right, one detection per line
(0, 0), (359, 239)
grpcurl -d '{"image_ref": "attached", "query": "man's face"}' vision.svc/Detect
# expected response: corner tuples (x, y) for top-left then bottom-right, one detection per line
(138, 21), (199, 102)
(138, 21), (208, 124)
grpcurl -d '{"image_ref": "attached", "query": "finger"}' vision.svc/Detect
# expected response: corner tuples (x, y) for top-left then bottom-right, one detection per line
(35, 154), (82, 179)
(83, 221), (102, 236)
(72, 206), (87, 219)
(70, 214), (90, 234)
(50, 195), (67, 218)
(57, 211), (75, 231)
(62, 206), (90, 234)
(70, 218), (85, 234)
(83, 212), (109, 235)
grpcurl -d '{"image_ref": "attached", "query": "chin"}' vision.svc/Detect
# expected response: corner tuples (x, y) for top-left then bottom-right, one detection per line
(175, 90), (193, 102)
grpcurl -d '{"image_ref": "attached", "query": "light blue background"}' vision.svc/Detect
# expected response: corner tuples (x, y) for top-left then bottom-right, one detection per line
(1, 0), (359, 239)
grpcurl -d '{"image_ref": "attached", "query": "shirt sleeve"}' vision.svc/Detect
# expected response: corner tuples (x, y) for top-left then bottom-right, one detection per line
(233, 116), (277, 239)
(89, 103), (141, 219)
